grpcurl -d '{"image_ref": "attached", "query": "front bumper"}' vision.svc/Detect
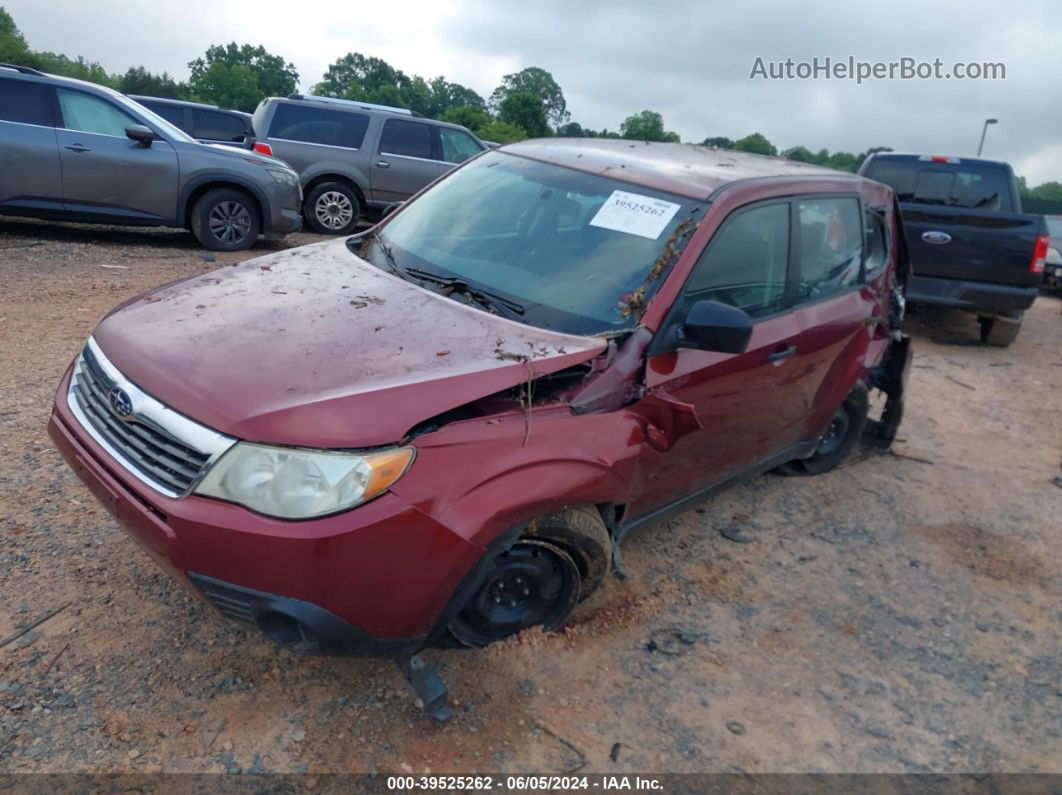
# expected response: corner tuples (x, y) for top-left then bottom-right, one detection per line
(48, 364), (483, 657)
(907, 274), (1039, 313)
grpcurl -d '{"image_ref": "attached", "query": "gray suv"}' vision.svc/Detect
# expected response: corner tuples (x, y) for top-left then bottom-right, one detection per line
(252, 94), (488, 235)
(0, 64), (302, 251)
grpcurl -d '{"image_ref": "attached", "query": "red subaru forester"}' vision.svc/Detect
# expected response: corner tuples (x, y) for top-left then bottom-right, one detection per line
(49, 140), (911, 716)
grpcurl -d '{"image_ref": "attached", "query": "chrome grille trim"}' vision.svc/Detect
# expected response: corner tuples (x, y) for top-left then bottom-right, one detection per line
(66, 337), (237, 498)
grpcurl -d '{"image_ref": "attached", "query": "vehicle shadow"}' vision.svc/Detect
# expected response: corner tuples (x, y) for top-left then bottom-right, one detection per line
(903, 305), (985, 347)
(0, 216), (287, 252)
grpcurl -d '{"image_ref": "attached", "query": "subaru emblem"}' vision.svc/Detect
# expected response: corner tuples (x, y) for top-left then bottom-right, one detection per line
(110, 387), (134, 418)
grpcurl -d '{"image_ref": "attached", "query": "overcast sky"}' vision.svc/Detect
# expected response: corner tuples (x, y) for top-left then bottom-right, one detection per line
(8, 0), (1060, 183)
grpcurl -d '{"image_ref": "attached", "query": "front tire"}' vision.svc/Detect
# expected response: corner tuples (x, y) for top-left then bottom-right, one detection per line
(979, 312), (1022, 347)
(774, 383), (869, 476)
(304, 181), (361, 235)
(191, 188), (261, 251)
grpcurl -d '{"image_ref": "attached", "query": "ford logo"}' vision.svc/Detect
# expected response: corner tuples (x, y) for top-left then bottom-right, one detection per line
(922, 230), (952, 245)
(110, 387), (134, 418)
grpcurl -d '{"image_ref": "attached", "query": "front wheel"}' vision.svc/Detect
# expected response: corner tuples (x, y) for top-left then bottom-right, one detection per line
(303, 181), (361, 235)
(774, 383), (869, 476)
(191, 188), (261, 251)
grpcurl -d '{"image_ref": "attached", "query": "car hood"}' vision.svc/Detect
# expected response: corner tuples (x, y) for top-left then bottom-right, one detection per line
(93, 239), (607, 448)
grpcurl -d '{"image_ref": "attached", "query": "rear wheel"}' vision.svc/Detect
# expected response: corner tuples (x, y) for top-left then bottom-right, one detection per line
(304, 181), (360, 235)
(979, 312), (1022, 347)
(447, 507), (612, 648)
(191, 188), (260, 251)
(773, 383), (869, 476)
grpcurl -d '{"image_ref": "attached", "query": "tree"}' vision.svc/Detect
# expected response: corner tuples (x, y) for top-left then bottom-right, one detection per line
(0, 6), (31, 65)
(498, 92), (550, 138)
(426, 76), (485, 116)
(476, 120), (527, 145)
(439, 104), (492, 134)
(556, 121), (587, 138)
(189, 43), (297, 111)
(32, 52), (117, 87)
(733, 132), (777, 156)
(701, 136), (735, 149)
(119, 66), (186, 99)
(620, 110), (680, 143)
(490, 66), (568, 126)
(783, 145), (816, 163)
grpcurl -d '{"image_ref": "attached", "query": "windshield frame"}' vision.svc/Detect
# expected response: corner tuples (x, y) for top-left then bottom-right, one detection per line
(117, 94), (198, 144)
(355, 150), (702, 337)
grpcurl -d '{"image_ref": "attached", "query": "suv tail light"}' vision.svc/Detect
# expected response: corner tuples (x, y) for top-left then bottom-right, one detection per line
(1030, 234), (1049, 274)
(252, 142), (274, 157)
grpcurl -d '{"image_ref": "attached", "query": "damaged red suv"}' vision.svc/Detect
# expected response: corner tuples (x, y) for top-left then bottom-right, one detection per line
(50, 140), (910, 708)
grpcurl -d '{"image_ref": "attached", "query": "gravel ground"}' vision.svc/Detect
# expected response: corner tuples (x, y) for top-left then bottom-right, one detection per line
(0, 216), (1059, 775)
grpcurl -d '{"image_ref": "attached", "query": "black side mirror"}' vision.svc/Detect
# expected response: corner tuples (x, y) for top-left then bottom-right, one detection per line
(681, 299), (753, 354)
(125, 125), (155, 147)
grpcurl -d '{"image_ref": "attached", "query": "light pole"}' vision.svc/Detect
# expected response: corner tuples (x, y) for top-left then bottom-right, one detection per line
(977, 118), (998, 156)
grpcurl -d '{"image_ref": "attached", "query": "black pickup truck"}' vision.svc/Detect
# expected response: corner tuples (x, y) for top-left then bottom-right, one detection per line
(859, 153), (1049, 346)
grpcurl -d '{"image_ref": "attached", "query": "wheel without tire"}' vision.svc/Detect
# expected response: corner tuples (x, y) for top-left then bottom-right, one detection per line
(304, 181), (360, 235)
(979, 312), (1022, 347)
(773, 383), (869, 476)
(191, 188), (261, 251)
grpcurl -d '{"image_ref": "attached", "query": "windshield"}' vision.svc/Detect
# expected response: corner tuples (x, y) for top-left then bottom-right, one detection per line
(119, 95), (197, 144)
(358, 150), (697, 335)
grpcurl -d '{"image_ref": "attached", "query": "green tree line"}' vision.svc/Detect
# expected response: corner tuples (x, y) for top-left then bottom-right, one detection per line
(2, 6), (1058, 202)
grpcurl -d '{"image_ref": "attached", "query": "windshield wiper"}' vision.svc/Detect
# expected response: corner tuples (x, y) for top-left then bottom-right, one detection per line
(404, 267), (526, 316)
(356, 229), (409, 281)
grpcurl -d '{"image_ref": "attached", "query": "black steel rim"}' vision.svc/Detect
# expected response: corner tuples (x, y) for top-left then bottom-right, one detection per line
(817, 407), (851, 455)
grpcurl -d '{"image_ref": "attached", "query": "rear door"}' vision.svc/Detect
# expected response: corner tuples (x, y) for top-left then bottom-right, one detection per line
(863, 158), (1038, 287)
(0, 77), (63, 214)
(372, 118), (448, 203)
(54, 87), (178, 223)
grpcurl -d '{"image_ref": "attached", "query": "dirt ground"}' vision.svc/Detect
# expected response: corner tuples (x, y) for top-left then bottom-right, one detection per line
(0, 216), (1059, 775)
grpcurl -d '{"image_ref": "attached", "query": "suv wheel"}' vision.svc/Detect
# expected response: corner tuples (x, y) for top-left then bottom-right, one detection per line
(447, 507), (612, 648)
(774, 383), (869, 476)
(979, 312), (1022, 347)
(304, 182), (360, 235)
(191, 188), (261, 251)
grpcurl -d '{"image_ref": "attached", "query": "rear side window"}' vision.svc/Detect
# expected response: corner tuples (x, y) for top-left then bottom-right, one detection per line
(864, 207), (889, 278)
(58, 89), (138, 137)
(142, 102), (186, 131)
(865, 160), (1013, 211)
(268, 103), (368, 148)
(797, 197), (862, 300)
(684, 202), (790, 320)
(439, 127), (483, 163)
(193, 109), (248, 142)
(379, 119), (434, 159)
(0, 79), (53, 126)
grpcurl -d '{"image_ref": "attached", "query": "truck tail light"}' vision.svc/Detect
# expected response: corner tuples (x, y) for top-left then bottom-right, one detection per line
(918, 154), (960, 164)
(253, 142), (274, 157)
(1030, 234), (1049, 274)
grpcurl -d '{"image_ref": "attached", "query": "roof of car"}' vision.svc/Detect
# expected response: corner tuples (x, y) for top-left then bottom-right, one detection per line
(501, 138), (855, 200)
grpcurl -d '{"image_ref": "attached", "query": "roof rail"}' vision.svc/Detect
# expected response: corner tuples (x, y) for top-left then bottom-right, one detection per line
(286, 93), (421, 117)
(0, 63), (45, 76)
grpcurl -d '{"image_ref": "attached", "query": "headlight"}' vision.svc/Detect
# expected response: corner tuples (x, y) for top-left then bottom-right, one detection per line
(266, 168), (299, 185)
(195, 443), (414, 519)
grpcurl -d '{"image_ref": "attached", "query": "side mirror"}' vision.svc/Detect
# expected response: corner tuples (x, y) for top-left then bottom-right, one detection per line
(382, 201), (404, 218)
(125, 124), (155, 147)
(681, 300), (753, 354)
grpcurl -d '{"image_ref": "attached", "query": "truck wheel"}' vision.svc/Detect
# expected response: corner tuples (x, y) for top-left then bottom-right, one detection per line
(447, 507), (612, 648)
(304, 181), (360, 235)
(774, 384), (869, 476)
(979, 312), (1022, 347)
(191, 188), (261, 251)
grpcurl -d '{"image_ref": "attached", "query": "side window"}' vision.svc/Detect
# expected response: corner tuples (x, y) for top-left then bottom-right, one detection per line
(144, 102), (186, 131)
(379, 119), (434, 159)
(684, 202), (790, 320)
(0, 79), (54, 126)
(796, 197), (862, 300)
(439, 127), (483, 163)
(57, 89), (138, 137)
(864, 207), (889, 279)
(193, 109), (249, 142)
(268, 104), (368, 148)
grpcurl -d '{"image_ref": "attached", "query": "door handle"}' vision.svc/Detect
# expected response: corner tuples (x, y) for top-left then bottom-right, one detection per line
(767, 344), (797, 365)
(375, 160), (390, 168)
(65, 144), (91, 153)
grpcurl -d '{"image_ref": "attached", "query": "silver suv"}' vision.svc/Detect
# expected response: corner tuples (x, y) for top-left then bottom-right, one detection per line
(0, 64), (302, 251)
(252, 94), (488, 235)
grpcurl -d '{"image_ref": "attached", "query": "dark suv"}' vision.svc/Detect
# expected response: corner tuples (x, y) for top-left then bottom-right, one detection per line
(0, 64), (302, 250)
(50, 140), (911, 715)
(252, 94), (488, 234)
(129, 95), (254, 148)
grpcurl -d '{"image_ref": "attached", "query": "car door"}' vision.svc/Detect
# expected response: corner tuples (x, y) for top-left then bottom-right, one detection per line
(54, 87), (179, 223)
(192, 108), (251, 146)
(372, 118), (448, 204)
(438, 126), (486, 167)
(629, 199), (813, 517)
(0, 77), (63, 214)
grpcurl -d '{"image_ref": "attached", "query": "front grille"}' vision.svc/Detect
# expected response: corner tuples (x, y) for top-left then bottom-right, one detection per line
(68, 341), (234, 497)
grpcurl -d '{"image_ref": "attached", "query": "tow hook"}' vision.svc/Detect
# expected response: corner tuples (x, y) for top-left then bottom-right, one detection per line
(398, 654), (454, 723)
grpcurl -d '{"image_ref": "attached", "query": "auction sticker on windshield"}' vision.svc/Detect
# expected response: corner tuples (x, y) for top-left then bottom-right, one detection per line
(589, 190), (681, 239)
